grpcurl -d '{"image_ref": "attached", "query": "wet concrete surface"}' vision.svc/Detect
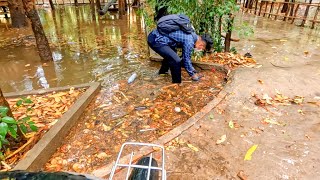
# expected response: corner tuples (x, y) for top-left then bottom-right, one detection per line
(165, 14), (320, 179)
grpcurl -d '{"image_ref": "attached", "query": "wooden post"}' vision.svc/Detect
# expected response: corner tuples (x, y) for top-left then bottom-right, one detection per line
(259, 0), (264, 16)
(291, 4), (300, 24)
(254, 0), (258, 15)
(118, 0), (125, 15)
(275, 2), (281, 20)
(263, 1), (268, 17)
(284, 2), (291, 21)
(268, 1), (274, 18)
(301, 0), (312, 26)
(311, 4), (320, 29)
(225, 15), (234, 52)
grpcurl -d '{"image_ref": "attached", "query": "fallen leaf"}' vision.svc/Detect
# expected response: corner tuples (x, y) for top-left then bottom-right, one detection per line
(305, 134), (311, 140)
(209, 114), (214, 120)
(96, 152), (110, 159)
(25, 64), (31, 67)
(216, 134), (227, 144)
(237, 170), (248, 180)
(229, 120), (234, 129)
(187, 143), (199, 152)
(258, 79), (264, 84)
(102, 124), (112, 131)
(298, 109), (304, 115)
(304, 51), (309, 55)
(262, 94), (273, 105)
(262, 118), (285, 126)
(244, 144), (258, 160)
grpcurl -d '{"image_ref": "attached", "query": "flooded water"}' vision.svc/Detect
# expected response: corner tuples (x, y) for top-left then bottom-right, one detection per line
(0, 5), (156, 93)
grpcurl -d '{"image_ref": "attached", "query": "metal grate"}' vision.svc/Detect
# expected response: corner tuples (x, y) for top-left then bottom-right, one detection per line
(109, 142), (166, 180)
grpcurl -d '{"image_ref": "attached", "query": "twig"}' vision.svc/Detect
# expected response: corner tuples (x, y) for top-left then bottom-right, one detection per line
(114, 90), (129, 101)
(5, 136), (35, 160)
(161, 84), (178, 90)
(270, 62), (290, 68)
(1, 161), (11, 170)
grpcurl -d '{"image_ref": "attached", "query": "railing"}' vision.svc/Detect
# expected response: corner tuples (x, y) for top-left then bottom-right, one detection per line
(239, 0), (320, 29)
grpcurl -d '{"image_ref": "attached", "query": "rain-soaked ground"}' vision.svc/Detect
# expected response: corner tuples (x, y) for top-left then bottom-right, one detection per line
(0, 5), (226, 173)
(162, 13), (320, 180)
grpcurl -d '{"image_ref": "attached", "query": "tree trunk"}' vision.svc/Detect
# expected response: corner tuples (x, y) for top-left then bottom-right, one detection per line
(49, 0), (55, 10)
(132, 0), (140, 7)
(96, 0), (102, 10)
(75, 0), (78, 6)
(118, 0), (125, 15)
(0, 88), (13, 118)
(7, 0), (29, 28)
(22, 0), (53, 61)
(0, 89), (26, 141)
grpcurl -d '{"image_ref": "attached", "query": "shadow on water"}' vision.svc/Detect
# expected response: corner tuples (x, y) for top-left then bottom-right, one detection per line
(0, 5), (156, 93)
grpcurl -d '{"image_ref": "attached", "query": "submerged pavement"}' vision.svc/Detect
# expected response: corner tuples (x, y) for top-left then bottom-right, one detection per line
(165, 14), (320, 179)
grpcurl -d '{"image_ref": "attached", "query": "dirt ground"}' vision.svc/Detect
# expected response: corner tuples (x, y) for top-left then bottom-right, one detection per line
(164, 15), (320, 180)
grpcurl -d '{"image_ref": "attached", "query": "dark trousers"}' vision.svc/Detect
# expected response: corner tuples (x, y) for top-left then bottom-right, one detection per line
(148, 33), (181, 83)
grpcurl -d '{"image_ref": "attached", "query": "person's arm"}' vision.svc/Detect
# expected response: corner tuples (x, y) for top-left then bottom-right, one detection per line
(182, 40), (196, 76)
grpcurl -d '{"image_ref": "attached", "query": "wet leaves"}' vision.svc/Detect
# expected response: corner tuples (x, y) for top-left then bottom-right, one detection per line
(261, 118), (286, 126)
(1, 88), (85, 171)
(253, 92), (304, 107)
(45, 70), (226, 173)
(197, 53), (257, 69)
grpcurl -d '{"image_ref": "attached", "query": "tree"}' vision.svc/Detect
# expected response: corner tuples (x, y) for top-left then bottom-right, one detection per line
(0, 88), (13, 118)
(7, 0), (29, 28)
(49, 0), (55, 10)
(22, 0), (53, 61)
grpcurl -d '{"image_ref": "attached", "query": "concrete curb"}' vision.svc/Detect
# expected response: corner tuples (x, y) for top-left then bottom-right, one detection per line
(92, 90), (228, 178)
(12, 82), (101, 171)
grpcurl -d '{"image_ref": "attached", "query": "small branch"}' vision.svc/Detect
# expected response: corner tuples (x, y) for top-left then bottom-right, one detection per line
(114, 90), (129, 101)
(5, 136), (35, 160)
(270, 62), (290, 68)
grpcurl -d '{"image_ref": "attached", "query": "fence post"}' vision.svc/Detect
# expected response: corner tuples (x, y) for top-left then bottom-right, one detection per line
(254, 0), (259, 14)
(311, 4), (320, 29)
(301, 0), (312, 27)
(291, 4), (300, 24)
(225, 14), (234, 52)
(275, 2), (281, 20)
(268, 1), (274, 18)
(259, 0), (264, 16)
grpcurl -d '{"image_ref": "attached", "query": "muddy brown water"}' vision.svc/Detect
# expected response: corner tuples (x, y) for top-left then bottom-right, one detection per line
(0, 5), (156, 93)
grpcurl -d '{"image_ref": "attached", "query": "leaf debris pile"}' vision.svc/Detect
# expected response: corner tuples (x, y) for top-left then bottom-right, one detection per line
(1, 88), (85, 171)
(45, 70), (226, 173)
(252, 92), (304, 106)
(198, 53), (257, 69)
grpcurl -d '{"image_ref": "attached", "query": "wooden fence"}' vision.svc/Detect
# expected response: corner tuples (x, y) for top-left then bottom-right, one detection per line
(239, 0), (320, 29)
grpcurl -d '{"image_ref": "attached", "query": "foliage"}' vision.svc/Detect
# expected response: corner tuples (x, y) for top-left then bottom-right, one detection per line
(0, 98), (38, 154)
(142, 0), (247, 52)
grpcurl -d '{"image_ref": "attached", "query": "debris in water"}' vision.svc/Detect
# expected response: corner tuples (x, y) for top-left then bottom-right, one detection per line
(128, 73), (137, 84)
(174, 107), (181, 113)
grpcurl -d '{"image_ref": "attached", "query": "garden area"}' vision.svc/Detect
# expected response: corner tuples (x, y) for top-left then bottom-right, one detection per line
(0, 0), (320, 179)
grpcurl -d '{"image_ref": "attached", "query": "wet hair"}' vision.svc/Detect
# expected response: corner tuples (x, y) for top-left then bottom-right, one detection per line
(201, 34), (213, 52)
